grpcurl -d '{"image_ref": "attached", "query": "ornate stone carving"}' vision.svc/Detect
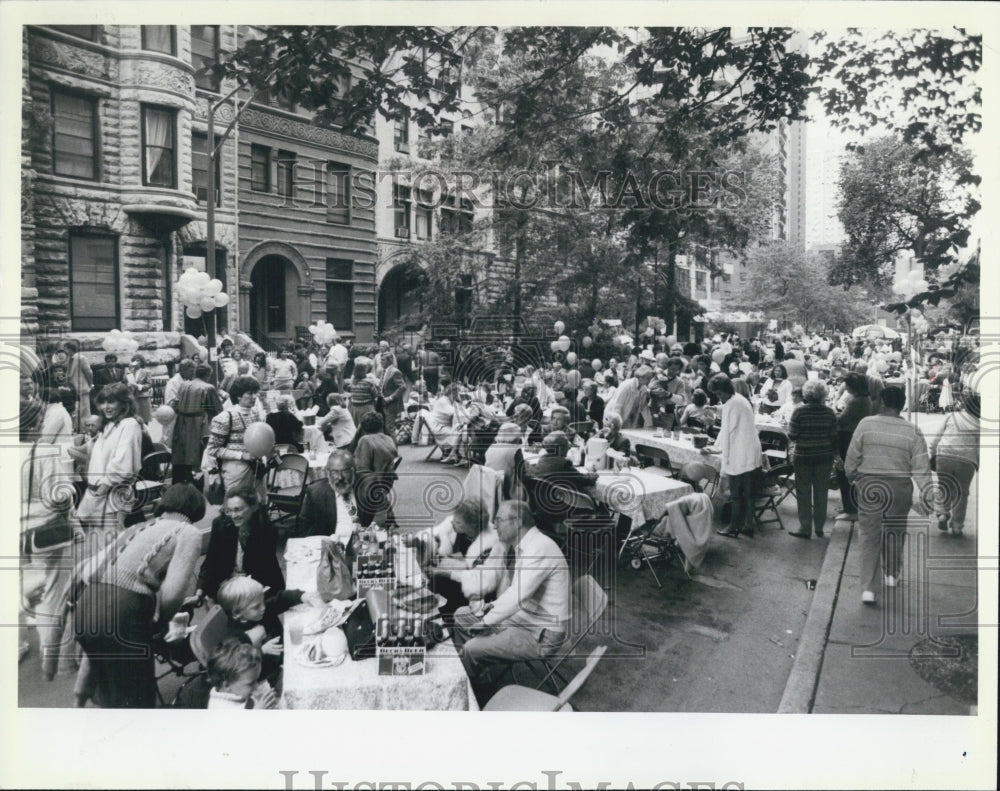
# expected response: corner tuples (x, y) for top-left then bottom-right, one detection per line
(29, 37), (117, 81)
(240, 240), (314, 289)
(240, 108), (377, 160)
(41, 195), (128, 234)
(177, 220), (238, 251)
(132, 62), (195, 95)
(21, 169), (36, 225)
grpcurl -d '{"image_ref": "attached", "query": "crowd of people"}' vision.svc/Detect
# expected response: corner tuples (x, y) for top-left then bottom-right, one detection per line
(17, 321), (981, 707)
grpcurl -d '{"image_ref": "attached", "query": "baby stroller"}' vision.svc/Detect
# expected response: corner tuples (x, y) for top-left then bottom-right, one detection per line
(150, 602), (231, 708)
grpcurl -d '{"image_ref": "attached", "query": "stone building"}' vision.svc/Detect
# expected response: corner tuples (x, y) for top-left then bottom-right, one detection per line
(20, 24), (378, 366)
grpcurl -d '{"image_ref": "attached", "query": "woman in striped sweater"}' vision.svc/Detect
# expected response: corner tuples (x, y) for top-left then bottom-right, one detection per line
(348, 358), (382, 426)
(207, 376), (269, 500)
(787, 379), (838, 539)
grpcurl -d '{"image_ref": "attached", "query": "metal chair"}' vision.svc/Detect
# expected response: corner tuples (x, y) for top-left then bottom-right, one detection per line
(758, 429), (790, 469)
(273, 443), (298, 457)
(634, 443), (677, 477)
(752, 464), (791, 531)
(570, 421), (596, 441)
(523, 477), (604, 551)
(678, 461), (720, 500)
(133, 450), (172, 515)
(531, 576), (609, 694)
(485, 645), (607, 711)
(266, 453), (310, 527)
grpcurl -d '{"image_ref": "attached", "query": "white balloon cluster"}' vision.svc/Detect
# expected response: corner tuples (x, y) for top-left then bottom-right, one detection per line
(101, 328), (140, 359)
(175, 267), (230, 320)
(550, 335), (572, 353)
(892, 268), (929, 297)
(308, 321), (337, 346)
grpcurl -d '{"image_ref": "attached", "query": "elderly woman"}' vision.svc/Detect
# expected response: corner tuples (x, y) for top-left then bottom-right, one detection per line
(207, 375), (269, 499)
(787, 380), (839, 539)
(348, 357), (381, 426)
(74, 483), (204, 707)
(833, 372), (873, 521)
(484, 422), (526, 500)
(929, 391), (980, 536)
(265, 394), (304, 450)
(598, 411), (632, 455)
(421, 498), (505, 617)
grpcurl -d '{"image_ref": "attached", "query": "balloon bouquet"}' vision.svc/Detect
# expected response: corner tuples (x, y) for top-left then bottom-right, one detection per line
(308, 320), (337, 346)
(175, 267), (230, 321)
(101, 328), (140, 362)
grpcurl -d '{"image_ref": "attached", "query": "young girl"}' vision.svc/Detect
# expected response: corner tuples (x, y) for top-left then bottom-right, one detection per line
(207, 636), (277, 710)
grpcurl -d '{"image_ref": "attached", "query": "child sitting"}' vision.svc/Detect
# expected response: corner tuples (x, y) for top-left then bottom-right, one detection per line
(216, 575), (312, 682)
(206, 636), (277, 710)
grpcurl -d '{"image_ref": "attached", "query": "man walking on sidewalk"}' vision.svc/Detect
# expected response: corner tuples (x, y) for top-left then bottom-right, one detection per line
(845, 386), (932, 604)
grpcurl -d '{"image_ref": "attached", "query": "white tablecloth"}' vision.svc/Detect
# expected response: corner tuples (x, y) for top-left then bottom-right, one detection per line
(621, 429), (722, 474)
(281, 538), (477, 711)
(590, 468), (693, 526)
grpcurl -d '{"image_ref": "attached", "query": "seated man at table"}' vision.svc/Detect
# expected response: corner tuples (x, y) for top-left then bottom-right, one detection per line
(298, 449), (372, 544)
(452, 499), (570, 701)
(319, 393), (357, 449)
(529, 431), (598, 494)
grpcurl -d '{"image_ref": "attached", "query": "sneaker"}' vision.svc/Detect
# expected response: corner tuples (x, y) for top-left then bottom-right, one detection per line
(884, 575), (897, 588)
(861, 590), (876, 604)
(834, 512), (858, 522)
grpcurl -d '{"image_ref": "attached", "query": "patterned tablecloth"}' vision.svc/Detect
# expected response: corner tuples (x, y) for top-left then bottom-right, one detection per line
(589, 468), (693, 526)
(280, 537), (477, 711)
(620, 430), (722, 474)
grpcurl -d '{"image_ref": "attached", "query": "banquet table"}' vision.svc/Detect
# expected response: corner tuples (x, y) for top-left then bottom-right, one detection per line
(281, 537), (478, 711)
(620, 429), (722, 474)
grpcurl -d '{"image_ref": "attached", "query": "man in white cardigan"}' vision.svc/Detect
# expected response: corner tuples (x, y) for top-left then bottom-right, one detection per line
(706, 373), (762, 538)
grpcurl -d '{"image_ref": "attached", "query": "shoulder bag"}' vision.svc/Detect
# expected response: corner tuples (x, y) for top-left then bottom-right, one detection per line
(22, 442), (76, 555)
(205, 412), (233, 505)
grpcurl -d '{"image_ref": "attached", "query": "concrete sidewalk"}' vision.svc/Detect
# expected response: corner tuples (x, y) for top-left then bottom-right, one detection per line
(780, 494), (979, 715)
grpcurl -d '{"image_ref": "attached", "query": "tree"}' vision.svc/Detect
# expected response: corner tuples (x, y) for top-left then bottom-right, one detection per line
(833, 136), (979, 288)
(726, 242), (870, 331)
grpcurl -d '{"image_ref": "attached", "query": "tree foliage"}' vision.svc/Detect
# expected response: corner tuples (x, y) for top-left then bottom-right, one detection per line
(833, 136), (979, 288)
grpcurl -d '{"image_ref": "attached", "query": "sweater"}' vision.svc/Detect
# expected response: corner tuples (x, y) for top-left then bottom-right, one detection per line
(788, 403), (838, 461)
(101, 516), (202, 599)
(845, 415), (931, 482)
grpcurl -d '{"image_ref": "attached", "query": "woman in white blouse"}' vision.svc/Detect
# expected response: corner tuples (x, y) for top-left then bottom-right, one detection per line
(76, 383), (144, 538)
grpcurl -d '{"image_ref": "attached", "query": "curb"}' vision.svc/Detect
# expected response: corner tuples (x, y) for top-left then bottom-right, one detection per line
(778, 518), (856, 713)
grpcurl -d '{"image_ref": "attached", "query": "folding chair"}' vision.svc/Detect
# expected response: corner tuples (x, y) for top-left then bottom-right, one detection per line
(523, 477), (603, 551)
(752, 464), (789, 531)
(485, 646), (607, 711)
(273, 443), (298, 457)
(678, 461), (720, 500)
(266, 453), (310, 528)
(532, 575), (608, 693)
(570, 421), (596, 441)
(758, 429), (790, 469)
(634, 443), (677, 477)
(422, 420), (449, 462)
(133, 450), (172, 516)
(154, 603), (230, 708)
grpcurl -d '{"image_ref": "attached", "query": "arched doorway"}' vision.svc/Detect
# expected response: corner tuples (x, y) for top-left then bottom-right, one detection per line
(378, 260), (429, 333)
(249, 254), (301, 345)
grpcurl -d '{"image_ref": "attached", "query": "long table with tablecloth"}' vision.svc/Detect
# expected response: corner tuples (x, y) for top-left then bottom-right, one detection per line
(280, 536), (477, 711)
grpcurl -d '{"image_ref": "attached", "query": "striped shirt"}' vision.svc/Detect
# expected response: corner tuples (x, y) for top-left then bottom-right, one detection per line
(788, 403), (838, 461)
(844, 415), (931, 483)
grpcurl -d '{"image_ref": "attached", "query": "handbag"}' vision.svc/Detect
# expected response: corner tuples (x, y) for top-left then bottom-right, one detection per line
(22, 442), (76, 554)
(342, 598), (377, 660)
(316, 537), (356, 601)
(205, 412), (234, 505)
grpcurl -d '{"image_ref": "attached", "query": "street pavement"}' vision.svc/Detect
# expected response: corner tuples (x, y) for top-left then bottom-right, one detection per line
(19, 411), (981, 714)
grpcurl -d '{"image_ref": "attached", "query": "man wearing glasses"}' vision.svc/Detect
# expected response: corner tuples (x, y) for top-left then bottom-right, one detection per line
(299, 450), (369, 543)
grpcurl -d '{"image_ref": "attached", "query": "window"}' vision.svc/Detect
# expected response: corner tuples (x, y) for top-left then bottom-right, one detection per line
(141, 105), (176, 188)
(393, 185), (411, 238)
(250, 144), (270, 192)
(695, 270), (707, 298)
(327, 162), (351, 225)
(70, 232), (119, 331)
(394, 119), (410, 153)
(325, 259), (354, 331)
(190, 25), (220, 92)
(440, 194), (473, 234)
(50, 26), (100, 41)
(160, 243), (173, 329)
(141, 26), (176, 55)
(276, 150), (296, 199)
(455, 274), (473, 318)
(415, 190), (433, 241)
(192, 131), (220, 205)
(51, 89), (98, 180)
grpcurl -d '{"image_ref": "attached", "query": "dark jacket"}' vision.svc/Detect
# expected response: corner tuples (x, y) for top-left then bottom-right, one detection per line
(199, 510), (285, 599)
(298, 478), (373, 537)
(266, 411), (304, 447)
(529, 454), (596, 494)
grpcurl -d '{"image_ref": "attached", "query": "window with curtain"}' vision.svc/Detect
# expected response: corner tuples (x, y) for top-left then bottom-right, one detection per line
(192, 131), (220, 205)
(190, 25), (220, 91)
(276, 150), (296, 199)
(415, 189), (433, 241)
(141, 26), (175, 55)
(142, 105), (176, 187)
(70, 232), (119, 331)
(160, 243), (173, 329)
(325, 259), (354, 331)
(250, 144), (270, 192)
(393, 185), (411, 237)
(51, 89), (98, 180)
(327, 162), (351, 224)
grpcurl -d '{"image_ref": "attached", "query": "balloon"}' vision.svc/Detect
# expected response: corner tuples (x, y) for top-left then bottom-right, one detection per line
(200, 296), (217, 313)
(186, 306), (203, 319)
(206, 279), (223, 295)
(153, 404), (175, 425)
(554, 321), (565, 334)
(213, 292), (230, 308)
(566, 352), (577, 365)
(720, 342), (733, 355)
(592, 359), (603, 371)
(612, 335), (623, 347)
(556, 335), (572, 353)
(565, 370), (581, 389)
(582, 336), (593, 348)
(712, 349), (726, 364)
(645, 328), (655, 337)
(195, 271), (211, 285)
(914, 280), (928, 292)
(666, 335), (677, 347)
(197, 348), (209, 362)
(892, 282), (906, 295)
(550, 340), (560, 353)
(243, 422), (276, 458)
